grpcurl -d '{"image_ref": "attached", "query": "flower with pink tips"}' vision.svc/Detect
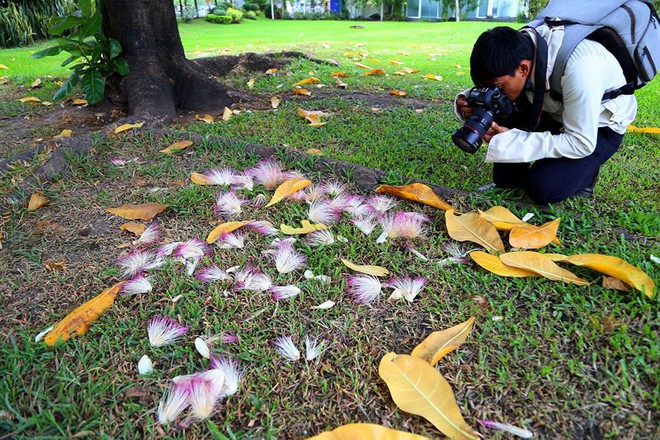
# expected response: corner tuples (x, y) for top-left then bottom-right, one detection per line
(133, 222), (162, 246)
(232, 174), (254, 191)
(216, 232), (245, 249)
(196, 265), (232, 283)
(232, 265), (272, 292)
(477, 420), (533, 438)
(306, 229), (335, 247)
(347, 274), (382, 304)
(305, 335), (324, 361)
(198, 167), (239, 186)
(251, 193), (269, 208)
(322, 180), (347, 198)
(437, 242), (472, 266)
(147, 315), (189, 347)
(174, 238), (210, 260)
(187, 374), (225, 421)
(245, 220), (279, 235)
(115, 249), (165, 278)
(351, 214), (378, 235)
(210, 356), (242, 396)
(245, 159), (286, 189)
(383, 276), (426, 302)
(307, 198), (342, 224)
(215, 191), (247, 217)
(273, 336), (300, 362)
(263, 241), (307, 274)
(157, 383), (191, 424)
(269, 285), (302, 301)
(367, 194), (398, 214)
(122, 275), (153, 295)
(376, 211), (430, 243)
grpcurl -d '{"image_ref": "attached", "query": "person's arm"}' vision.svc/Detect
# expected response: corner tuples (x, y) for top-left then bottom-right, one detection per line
(484, 43), (607, 163)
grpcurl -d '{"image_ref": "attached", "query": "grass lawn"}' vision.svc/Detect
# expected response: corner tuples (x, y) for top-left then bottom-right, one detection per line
(0, 18), (659, 439)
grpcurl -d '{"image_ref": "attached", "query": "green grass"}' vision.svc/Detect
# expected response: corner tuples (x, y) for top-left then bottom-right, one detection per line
(1, 17), (659, 440)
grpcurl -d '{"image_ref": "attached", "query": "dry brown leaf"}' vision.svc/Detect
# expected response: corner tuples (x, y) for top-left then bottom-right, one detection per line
(195, 114), (214, 123)
(389, 90), (407, 97)
(292, 88), (312, 96)
(335, 77), (348, 88)
(53, 129), (73, 138)
(362, 69), (387, 76)
(499, 251), (591, 286)
(331, 71), (349, 77)
(306, 148), (323, 155)
(270, 96), (281, 108)
(73, 98), (88, 105)
(469, 251), (539, 278)
(190, 172), (216, 185)
(120, 221), (146, 236)
(44, 282), (123, 346)
(341, 258), (389, 277)
(265, 178), (312, 207)
(28, 193), (50, 211)
(390, 60), (404, 65)
(31, 78), (42, 88)
(293, 77), (321, 87)
(265, 68), (279, 74)
(411, 317), (475, 366)
(445, 209), (505, 254)
(379, 353), (479, 440)
(0, 63), (8, 69)
(545, 253), (655, 297)
(160, 140), (193, 154)
(222, 107), (233, 121)
(281, 220), (328, 235)
(206, 220), (252, 244)
(602, 276), (631, 291)
(19, 96), (41, 103)
(114, 121), (144, 134)
(509, 218), (561, 249)
(402, 68), (419, 73)
(44, 260), (67, 272)
(106, 202), (168, 220)
(355, 62), (371, 69)
(308, 423), (430, 440)
(376, 183), (452, 210)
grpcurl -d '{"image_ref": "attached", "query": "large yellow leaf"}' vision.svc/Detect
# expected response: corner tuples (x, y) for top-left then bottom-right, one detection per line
(499, 252), (590, 286)
(376, 183), (452, 211)
(160, 140), (193, 154)
(411, 317), (475, 366)
(423, 74), (443, 81)
(206, 220), (252, 244)
(478, 206), (524, 231)
(469, 251), (539, 278)
(195, 114), (215, 123)
(28, 193), (50, 211)
(331, 72), (349, 77)
(293, 77), (321, 87)
(378, 353), (479, 440)
(19, 96), (41, 103)
(281, 220), (328, 235)
(190, 172), (216, 185)
(509, 218), (561, 249)
(362, 69), (387, 76)
(545, 253), (655, 297)
(292, 88), (312, 96)
(265, 178), (312, 207)
(106, 202), (168, 220)
(120, 221), (146, 236)
(114, 121), (144, 134)
(627, 124), (660, 134)
(445, 209), (505, 254)
(31, 78), (42, 88)
(341, 258), (389, 277)
(307, 424), (429, 440)
(44, 282), (123, 345)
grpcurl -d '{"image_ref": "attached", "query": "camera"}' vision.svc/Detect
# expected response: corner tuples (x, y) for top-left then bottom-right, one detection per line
(451, 86), (514, 154)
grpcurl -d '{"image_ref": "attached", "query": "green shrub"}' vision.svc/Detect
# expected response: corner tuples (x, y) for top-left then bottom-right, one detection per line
(244, 10), (257, 20)
(242, 3), (260, 12)
(205, 13), (233, 24)
(226, 7), (243, 23)
(211, 7), (227, 15)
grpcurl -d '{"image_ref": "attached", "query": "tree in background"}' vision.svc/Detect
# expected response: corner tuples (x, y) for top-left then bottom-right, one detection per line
(0, 0), (75, 47)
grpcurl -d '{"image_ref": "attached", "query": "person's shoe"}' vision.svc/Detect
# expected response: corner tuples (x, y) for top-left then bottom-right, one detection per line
(571, 173), (599, 199)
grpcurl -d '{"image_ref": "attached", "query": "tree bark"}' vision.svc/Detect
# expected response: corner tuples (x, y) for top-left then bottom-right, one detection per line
(102, 0), (250, 121)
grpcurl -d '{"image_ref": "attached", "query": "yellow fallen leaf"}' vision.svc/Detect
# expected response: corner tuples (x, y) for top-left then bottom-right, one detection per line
(120, 221), (146, 236)
(469, 251), (539, 278)
(367, 58), (381, 63)
(341, 258), (389, 277)
(344, 52), (356, 57)
(19, 96), (41, 103)
(44, 282), (123, 346)
(31, 78), (42, 88)
(362, 69), (387, 76)
(627, 124), (660, 134)
(265, 68), (279, 74)
(390, 90), (407, 97)
(222, 106), (233, 121)
(0, 64), (8, 69)
(28, 193), (50, 211)
(545, 253), (655, 297)
(44, 260), (67, 272)
(270, 96), (281, 108)
(376, 183), (452, 210)
(331, 71), (349, 77)
(423, 74), (443, 81)
(73, 98), (88, 105)
(335, 77), (348, 88)
(247, 77), (254, 89)
(265, 178), (312, 207)
(394, 71), (408, 76)
(195, 114), (215, 123)
(53, 129), (73, 138)
(355, 62), (371, 69)
(402, 68), (419, 73)
(281, 220), (328, 234)
(307, 423), (430, 440)
(293, 77), (321, 87)
(509, 218), (561, 249)
(114, 121), (144, 134)
(499, 251), (590, 286)
(445, 209), (505, 254)
(206, 220), (252, 244)
(106, 202), (168, 220)
(411, 317), (475, 366)
(306, 148), (323, 155)
(190, 172), (218, 185)
(292, 88), (312, 96)
(390, 60), (404, 65)
(160, 140), (193, 154)
(379, 353), (479, 440)
(41, 101), (52, 106)
(478, 206), (525, 231)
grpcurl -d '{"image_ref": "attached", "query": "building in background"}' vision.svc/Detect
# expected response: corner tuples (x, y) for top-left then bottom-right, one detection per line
(406, 0), (522, 20)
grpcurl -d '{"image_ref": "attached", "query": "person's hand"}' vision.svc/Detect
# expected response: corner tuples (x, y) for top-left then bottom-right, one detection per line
(484, 122), (510, 143)
(456, 95), (474, 120)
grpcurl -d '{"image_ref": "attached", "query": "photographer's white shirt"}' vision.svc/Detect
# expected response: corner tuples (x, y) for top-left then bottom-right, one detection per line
(456, 31), (638, 163)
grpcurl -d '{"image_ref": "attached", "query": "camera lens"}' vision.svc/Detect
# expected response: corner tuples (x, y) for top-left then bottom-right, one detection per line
(451, 108), (494, 154)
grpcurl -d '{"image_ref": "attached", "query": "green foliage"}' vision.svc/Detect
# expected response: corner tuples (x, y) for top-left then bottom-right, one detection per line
(242, 3), (260, 12)
(226, 7), (243, 23)
(0, 0), (76, 48)
(205, 13), (233, 24)
(211, 6), (227, 15)
(244, 10), (257, 20)
(30, 0), (129, 104)
(523, 0), (550, 19)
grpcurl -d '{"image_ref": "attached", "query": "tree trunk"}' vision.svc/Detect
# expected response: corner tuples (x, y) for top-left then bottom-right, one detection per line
(102, 0), (249, 121)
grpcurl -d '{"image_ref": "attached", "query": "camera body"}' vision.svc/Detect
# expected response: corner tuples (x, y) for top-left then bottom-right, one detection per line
(452, 86), (514, 154)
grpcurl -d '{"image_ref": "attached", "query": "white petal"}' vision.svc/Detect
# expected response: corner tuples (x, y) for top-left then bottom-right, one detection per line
(34, 326), (54, 343)
(522, 212), (535, 222)
(311, 300), (335, 310)
(138, 355), (154, 374)
(304, 269), (315, 279)
(195, 337), (211, 359)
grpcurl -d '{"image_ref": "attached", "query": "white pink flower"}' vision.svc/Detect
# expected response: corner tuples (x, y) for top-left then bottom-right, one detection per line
(305, 335), (324, 360)
(273, 336), (300, 362)
(251, 193), (269, 208)
(306, 229), (335, 246)
(264, 241), (306, 274)
(174, 238), (210, 260)
(477, 420), (533, 439)
(199, 167), (239, 186)
(322, 180), (347, 197)
(246, 159), (286, 189)
(216, 232), (245, 249)
(187, 374), (225, 421)
(347, 275), (382, 304)
(342, 195), (370, 217)
(246, 220), (279, 235)
(134, 222), (162, 246)
(215, 191), (247, 217)
(210, 356), (242, 396)
(233, 265), (272, 292)
(376, 211), (429, 243)
(196, 265), (232, 283)
(383, 277), (426, 302)
(367, 194), (398, 214)
(307, 198), (342, 224)
(351, 214), (378, 235)
(157, 383), (191, 424)
(122, 275), (153, 295)
(437, 242), (471, 266)
(405, 243), (429, 261)
(269, 285), (301, 301)
(232, 174), (254, 191)
(115, 249), (164, 277)
(147, 316), (189, 347)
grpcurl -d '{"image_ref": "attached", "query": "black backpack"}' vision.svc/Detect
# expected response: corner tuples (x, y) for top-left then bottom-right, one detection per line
(527, 0), (660, 100)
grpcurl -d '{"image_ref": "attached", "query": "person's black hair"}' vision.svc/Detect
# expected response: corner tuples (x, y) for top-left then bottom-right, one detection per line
(470, 27), (534, 86)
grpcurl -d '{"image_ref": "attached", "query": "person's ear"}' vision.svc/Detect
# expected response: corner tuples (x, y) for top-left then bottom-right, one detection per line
(519, 61), (531, 78)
